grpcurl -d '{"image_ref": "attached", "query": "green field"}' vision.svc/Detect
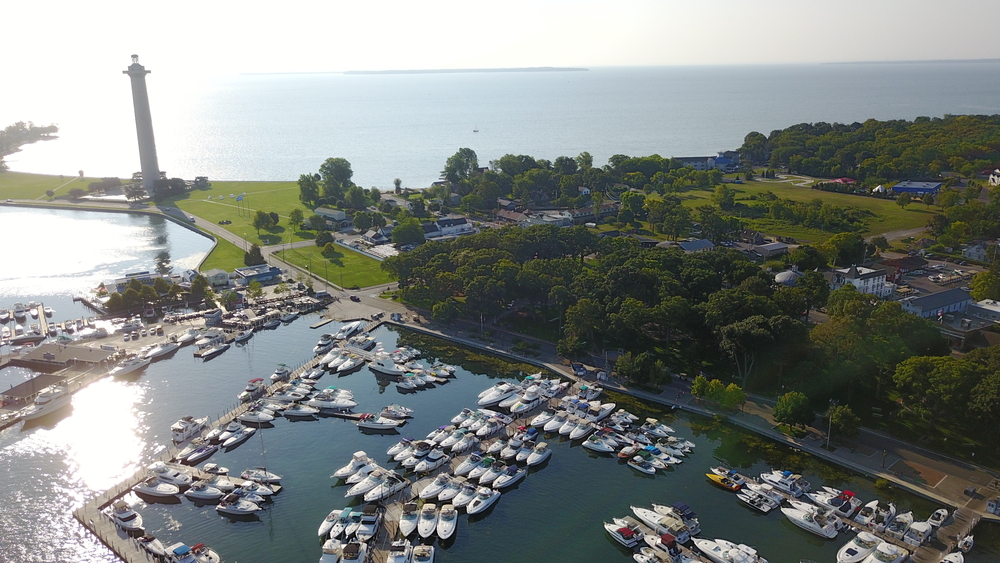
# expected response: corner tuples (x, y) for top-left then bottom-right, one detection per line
(160, 180), (316, 247)
(198, 236), (249, 272)
(676, 175), (930, 243)
(275, 244), (393, 289)
(0, 171), (104, 200)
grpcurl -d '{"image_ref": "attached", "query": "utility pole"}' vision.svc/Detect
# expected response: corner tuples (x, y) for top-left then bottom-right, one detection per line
(826, 399), (837, 449)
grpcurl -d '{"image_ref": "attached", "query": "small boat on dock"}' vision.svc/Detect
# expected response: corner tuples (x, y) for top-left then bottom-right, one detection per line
(110, 499), (144, 532)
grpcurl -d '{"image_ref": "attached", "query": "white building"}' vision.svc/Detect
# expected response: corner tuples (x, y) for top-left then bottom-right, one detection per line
(963, 243), (989, 262)
(829, 265), (892, 298)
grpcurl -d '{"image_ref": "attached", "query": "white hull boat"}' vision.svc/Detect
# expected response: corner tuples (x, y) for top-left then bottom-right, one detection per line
(20, 385), (73, 420)
(418, 503), (438, 538)
(436, 504), (458, 539)
(837, 532), (882, 563)
(109, 356), (152, 377)
(465, 487), (500, 514)
(398, 503), (419, 536)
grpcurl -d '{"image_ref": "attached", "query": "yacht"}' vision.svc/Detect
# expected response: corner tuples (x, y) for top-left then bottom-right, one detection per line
(385, 540), (412, 563)
(861, 543), (908, 563)
(346, 470), (388, 497)
(369, 354), (407, 376)
(355, 503), (383, 543)
(652, 502), (702, 536)
(216, 493), (261, 516)
(313, 334), (335, 354)
(171, 416), (209, 443)
(526, 442), (552, 466)
(110, 499), (144, 532)
(760, 469), (810, 497)
(364, 473), (409, 502)
(466, 486), (501, 514)
(184, 481), (224, 501)
(233, 330), (253, 343)
(327, 507), (355, 539)
(418, 503), (439, 538)
(492, 466), (526, 489)
(340, 542), (368, 563)
(144, 341), (179, 360)
(837, 532), (882, 563)
(332, 451), (372, 479)
(200, 342), (230, 359)
(0, 309), (9, 322)
(175, 328), (200, 345)
(885, 511), (914, 539)
(356, 413), (400, 431)
(241, 466), (281, 484)
(437, 503), (458, 539)
(222, 426), (257, 448)
(927, 508), (949, 528)
(693, 538), (768, 563)
(319, 539), (344, 563)
(132, 477), (180, 498)
(780, 504), (840, 538)
(108, 356), (151, 378)
(605, 518), (644, 548)
(452, 482), (479, 508)
(414, 449), (450, 473)
(138, 535), (167, 558)
(334, 320), (364, 340)
(411, 544), (435, 563)
(631, 506), (692, 544)
(902, 521), (933, 546)
(184, 442), (219, 465)
(270, 364), (292, 382)
(238, 379), (267, 402)
(854, 500), (896, 531)
(477, 382), (519, 407)
(20, 385), (73, 421)
(808, 487), (864, 517)
(149, 462), (194, 487)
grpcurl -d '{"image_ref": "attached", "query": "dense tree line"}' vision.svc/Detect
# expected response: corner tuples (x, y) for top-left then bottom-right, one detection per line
(740, 115), (1000, 183)
(0, 121), (58, 171)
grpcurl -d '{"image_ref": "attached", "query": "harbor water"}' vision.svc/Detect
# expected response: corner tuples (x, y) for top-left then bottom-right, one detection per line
(0, 206), (998, 562)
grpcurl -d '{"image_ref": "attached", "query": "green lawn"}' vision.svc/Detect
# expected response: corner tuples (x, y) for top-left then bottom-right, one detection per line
(676, 176), (930, 243)
(0, 171), (105, 200)
(275, 244), (393, 289)
(160, 180), (318, 247)
(198, 236), (248, 272)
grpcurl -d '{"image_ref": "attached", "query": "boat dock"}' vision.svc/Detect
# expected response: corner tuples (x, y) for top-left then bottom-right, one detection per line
(618, 516), (712, 562)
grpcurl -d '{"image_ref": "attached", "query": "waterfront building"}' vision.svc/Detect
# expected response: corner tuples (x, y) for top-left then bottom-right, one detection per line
(900, 287), (973, 318)
(234, 264), (283, 286)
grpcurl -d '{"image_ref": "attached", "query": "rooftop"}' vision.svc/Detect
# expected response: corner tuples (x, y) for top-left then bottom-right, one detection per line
(678, 239), (715, 252)
(904, 288), (972, 310)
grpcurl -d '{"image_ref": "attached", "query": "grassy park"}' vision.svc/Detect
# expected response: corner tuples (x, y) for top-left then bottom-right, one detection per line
(0, 171), (103, 199)
(275, 244), (393, 289)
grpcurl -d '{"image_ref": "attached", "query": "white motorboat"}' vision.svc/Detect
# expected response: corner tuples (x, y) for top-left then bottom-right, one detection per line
(605, 518), (644, 548)
(336, 356), (365, 374)
(380, 404), (414, 419)
(628, 456), (657, 475)
(346, 470), (388, 497)
(132, 477), (179, 498)
(238, 378), (267, 402)
(110, 499), (144, 532)
(737, 487), (780, 513)
(652, 502), (701, 536)
(175, 328), (200, 345)
(237, 480), (274, 497)
(854, 500), (896, 531)
(437, 477), (465, 502)
(861, 543), (907, 563)
(269, 386), (309, 402)
(558, 416), (579, 436)
(467, 456), (496, 480)
(452, 482), (479, 508)
(345, 462), (379, 484)
(185, 442), (220, 465)
(414, 450), (450, 473)
(478, 460), (507, 485)
(492, 466), (526, 489)
(283, 404), (319, 418)
(334, 320), (364, 340)
(514, 441), (535, 462)
(694, 538), (767, 563)
(222, 426), (257, 448)
(902, 521), (933, 546)
(780, 504), (840, 538)
(477, 382), (519, 407)
(306, 390), (358, 411)
(411, 544), (435, 563)
(808, 487), (864, 517)
(418, 503), (439, 538)
(149, 461), (193, 487)
(710, 466), (748, 487)
(396, 502), (420, 536)
(526, 442), (552, 466)
(885, 511), (914, 539)
(109, 356), (152, 378)
(466, 486), (501, 514)
(339, 541), (368, 563)
(238, 406), (275, 424)
(499, 441), (520, 460)
(20, 385), (73, 421)
(203, 463), (229, 476)
(319, 539), (344, 563)
(569, 421), (595, 440)
(184, 480), (224, 501)
(356, 413), (400, 431)
(451, 433), (480, 454)
(326, 507), (354, 539)
(216, 493), (261, 516)
(760, 469), (810, 497)
(632, 506), (693, 544)
(138, 535), (166, 558)
(241, 466), (281, 484)
(171, 416), (209, 443)
(333, 451), (371, 479)
(420, 474), (453, 500)
(439, 428), (471, 449)
(0, 309), (8, 322)
(454, 453), (483, 476)
(957, 535), (974, 553)
(837, 531), (882, 563)
(941, 553), (964, 563)
(365, 473), (409, 502)
(583, 434), (617, 453)
(369, 354), (407, 376)
(313, 333), (335, 354)
(530, 410), (556, 428)
(355, 503), (383, 543)
(400, 442), (433, 466)
(436, 503), (458, 539)
(234, 330), (253, 343)
(927, 508), (949, 528)
(451, 408), (475, 424)
(165, 542), (221, 563)
(200, 342), (230, 359)
(499, 384), (536, 409)
(387, 438), (414, 457)
(385, 540), (413, 563)
(144, 341), (179, 359)
(487, 438), (508, 454)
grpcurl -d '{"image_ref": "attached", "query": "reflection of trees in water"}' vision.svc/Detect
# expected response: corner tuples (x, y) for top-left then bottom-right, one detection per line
(154, 234), (168, 246)
(155, 250), (173, 275)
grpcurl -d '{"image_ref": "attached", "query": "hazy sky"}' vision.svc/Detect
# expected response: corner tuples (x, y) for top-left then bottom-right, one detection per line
(7, 0), (998, 81)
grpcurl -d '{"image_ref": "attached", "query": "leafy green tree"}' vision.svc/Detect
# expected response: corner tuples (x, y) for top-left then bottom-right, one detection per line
(127, 279), (144, 293)
(712, 184), (736, 210)
(307, 214), (328, 231)
(896, 192), (912, 209)
(268, 211), (279, 226)
(345, 185), (369, 209)
(219, 289), (238, 308)
(799, 270), (831, 312)
(298, 174), (320, 206)
(153, 277), (171, 295)
(273, 282), (289, 295)
(575, 151), (594, 171)
(432, 298), (461, 322)
(369, 187), (381, 204)
(893, 356), (981, 419)
(319, 157), (354, 200)
(167, 284), (185, 302)
(393, 178), (402, 194)
(441, 148), (479, 183)
(353, 212), (372, 232)
(461, 193), (485, 212)
(322, 242), (339, 257)
(106, 292), (124, 311)
(189, 275), (210, 303)
(827, 404), (861, 437)
(252, 209), (274, 234)
(705, 378), (726, 403)
(69, 187), (86, 199)
(244, 244), (266, 266)
(288, 208), (305, 228)
(721, 383), (746, 410)
(45, 189), (54, 198)
(970, 265), (1000, 301)
(392, 217), (425, 246)
(964, 183), (983, 202)
(774, 391), (814, 427)
(315, 231), (334, 246)
(246, 280), (264, 302)
(691, 374), (709, 397)
(870, 236), (889, 252)
(821, 232), (867, 266)
(122, 288), (141, 310)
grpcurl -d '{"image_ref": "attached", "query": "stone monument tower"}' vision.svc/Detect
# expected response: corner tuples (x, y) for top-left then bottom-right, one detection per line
(123, 54), (160, 193)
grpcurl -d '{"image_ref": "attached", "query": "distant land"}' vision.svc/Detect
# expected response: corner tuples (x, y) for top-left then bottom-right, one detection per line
(825, 58), (1000, 65)
(344, 67), (588, 75)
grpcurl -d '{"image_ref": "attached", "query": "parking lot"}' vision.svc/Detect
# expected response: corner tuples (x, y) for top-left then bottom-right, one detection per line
(894, 257), (982, 297)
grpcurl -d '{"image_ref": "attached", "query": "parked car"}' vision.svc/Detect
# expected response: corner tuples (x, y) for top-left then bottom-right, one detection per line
(350, 295), (361, 302)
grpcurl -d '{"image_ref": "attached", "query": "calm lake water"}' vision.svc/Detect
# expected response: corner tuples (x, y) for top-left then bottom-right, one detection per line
(0, 207), (998, 563)
(7, 63), (1000, 187)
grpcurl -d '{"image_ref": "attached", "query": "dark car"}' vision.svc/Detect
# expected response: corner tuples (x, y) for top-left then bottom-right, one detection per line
(350, 295), (361, 302)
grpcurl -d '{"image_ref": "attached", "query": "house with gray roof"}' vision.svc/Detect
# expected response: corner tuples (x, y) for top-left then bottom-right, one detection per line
(678, 239), (716, 253)
(901, 288), (973, 318)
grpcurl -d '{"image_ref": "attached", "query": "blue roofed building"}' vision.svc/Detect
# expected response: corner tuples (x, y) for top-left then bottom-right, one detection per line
(891, 180), (942, 196)
(678, 239), (716, 253)
(234, 264), (283, 286)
